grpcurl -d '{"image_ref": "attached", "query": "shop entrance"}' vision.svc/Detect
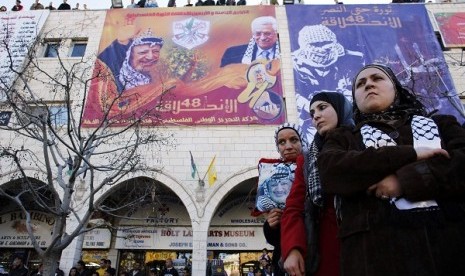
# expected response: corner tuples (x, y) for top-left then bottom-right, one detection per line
(209, 251), (269, 276)
(118, 250), (191, 276)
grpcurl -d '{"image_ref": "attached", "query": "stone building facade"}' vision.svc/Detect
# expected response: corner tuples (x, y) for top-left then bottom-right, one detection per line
(0, 3), (464, 276)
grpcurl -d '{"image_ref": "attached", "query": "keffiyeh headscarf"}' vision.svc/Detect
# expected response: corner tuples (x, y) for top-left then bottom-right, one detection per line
(292, 25), (345, 69)
(305, 92), (354, 207)
(274, 122), (307, 153)
(354, 65), (442, 213)
(254, 123), (303, 212)
(352, 64), (426, 126)
(243, 16), (280, 64)
(256, 163), (295, 211)
(119, 32), (164, 92)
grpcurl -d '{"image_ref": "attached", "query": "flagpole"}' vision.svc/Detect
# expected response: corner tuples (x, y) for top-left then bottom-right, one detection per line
(190, 151), (204, 187)
(202, 155), (216, 181)
(196, 160), (204, 186)
(196, 164), (202, 183)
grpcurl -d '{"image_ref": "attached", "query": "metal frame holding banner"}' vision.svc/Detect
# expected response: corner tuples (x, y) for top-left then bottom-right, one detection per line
(82, 6), (285, 127)
(286, 4), (464, 143)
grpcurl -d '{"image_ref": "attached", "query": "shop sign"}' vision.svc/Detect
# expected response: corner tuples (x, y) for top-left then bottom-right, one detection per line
(119, 200), (191, 226)
(115, 226), (192, 250)
(0, 211), (54, 248)
(145, 251), (178, 262)
(207, 227), (269, 250)
(82, 250), (109, 263)
(82, 229), (111, 249)
(212, 196), (266, 226)
(115, 226), (271, 250)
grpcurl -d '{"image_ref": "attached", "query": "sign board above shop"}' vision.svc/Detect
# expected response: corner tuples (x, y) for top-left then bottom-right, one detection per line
(0, 211), (54, 248)
(207, 227), (269, 250)
(115, 226), (270, 251)
(118, 195), (265, 227)
(82, 229), (112, 249)
(0, 211), (112, 249)
(118, 199), (191, 226)
(211, 196), (266, 226)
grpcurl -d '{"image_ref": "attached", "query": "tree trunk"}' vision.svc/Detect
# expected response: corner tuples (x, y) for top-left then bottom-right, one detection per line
(42, 250), (62, 276)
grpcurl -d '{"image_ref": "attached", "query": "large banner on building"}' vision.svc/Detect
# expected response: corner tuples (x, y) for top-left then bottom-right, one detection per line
(0, 10), (49, 101)
(286, 5), (464, 143)
(82, 6), (285, 127)
(434, 12), (465, 48)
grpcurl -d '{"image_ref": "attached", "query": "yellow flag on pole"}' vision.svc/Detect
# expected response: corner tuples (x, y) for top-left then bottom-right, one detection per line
(206, 155), (217, 187)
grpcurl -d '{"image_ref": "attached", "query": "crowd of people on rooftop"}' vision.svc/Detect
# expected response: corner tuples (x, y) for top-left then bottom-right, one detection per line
(0, 0), (285, 12)
(2, 0), (87, 11)
(0, 0), (455, 12)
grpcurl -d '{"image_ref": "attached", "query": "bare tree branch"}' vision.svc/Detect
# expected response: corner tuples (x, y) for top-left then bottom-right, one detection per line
(0, 24), (174, 275)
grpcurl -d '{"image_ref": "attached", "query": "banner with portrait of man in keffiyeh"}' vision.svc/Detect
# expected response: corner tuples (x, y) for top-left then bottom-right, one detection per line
(286, 5), (464, 143)
(82, 6), (285, 127)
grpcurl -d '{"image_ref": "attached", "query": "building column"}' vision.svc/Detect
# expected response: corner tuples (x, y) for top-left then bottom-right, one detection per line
(191, 218), (210, 275)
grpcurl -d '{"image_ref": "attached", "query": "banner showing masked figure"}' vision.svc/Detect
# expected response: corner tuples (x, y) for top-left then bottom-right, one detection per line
(82, 6), (284, 127)
(286, 5), (464, 143)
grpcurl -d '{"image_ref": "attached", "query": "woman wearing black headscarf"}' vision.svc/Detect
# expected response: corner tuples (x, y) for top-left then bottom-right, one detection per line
(282, 92), (354, 276)
(318, 64), (465, 276)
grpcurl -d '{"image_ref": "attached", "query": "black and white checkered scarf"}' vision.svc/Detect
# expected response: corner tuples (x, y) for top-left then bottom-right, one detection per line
(304, 91), (354, 208)
(303, 140), (323, 207)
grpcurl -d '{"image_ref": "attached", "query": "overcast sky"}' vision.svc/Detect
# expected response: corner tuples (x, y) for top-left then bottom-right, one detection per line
(9, 0), (394, 11)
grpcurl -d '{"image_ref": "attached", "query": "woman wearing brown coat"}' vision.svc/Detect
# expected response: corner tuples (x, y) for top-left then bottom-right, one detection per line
(319, 64), (465, 276)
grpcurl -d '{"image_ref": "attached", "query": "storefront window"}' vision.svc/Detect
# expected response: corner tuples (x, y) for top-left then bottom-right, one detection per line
(0, 249), (43, 274)
(118, 251), (145, 274)
(117, 250), (192, 275)
(82, 250), (108, 272)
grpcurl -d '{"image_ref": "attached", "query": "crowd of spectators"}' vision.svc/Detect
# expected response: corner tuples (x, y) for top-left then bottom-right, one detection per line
(0, 0), (268, 11)
(0, 0), (89, 12)
(0, 0), (458, 12)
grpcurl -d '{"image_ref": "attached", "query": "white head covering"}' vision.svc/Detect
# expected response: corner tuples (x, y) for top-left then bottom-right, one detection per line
(118, 30), (164, 92)
(292, 24), (344, 68)
(274, 122), (307, 151)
